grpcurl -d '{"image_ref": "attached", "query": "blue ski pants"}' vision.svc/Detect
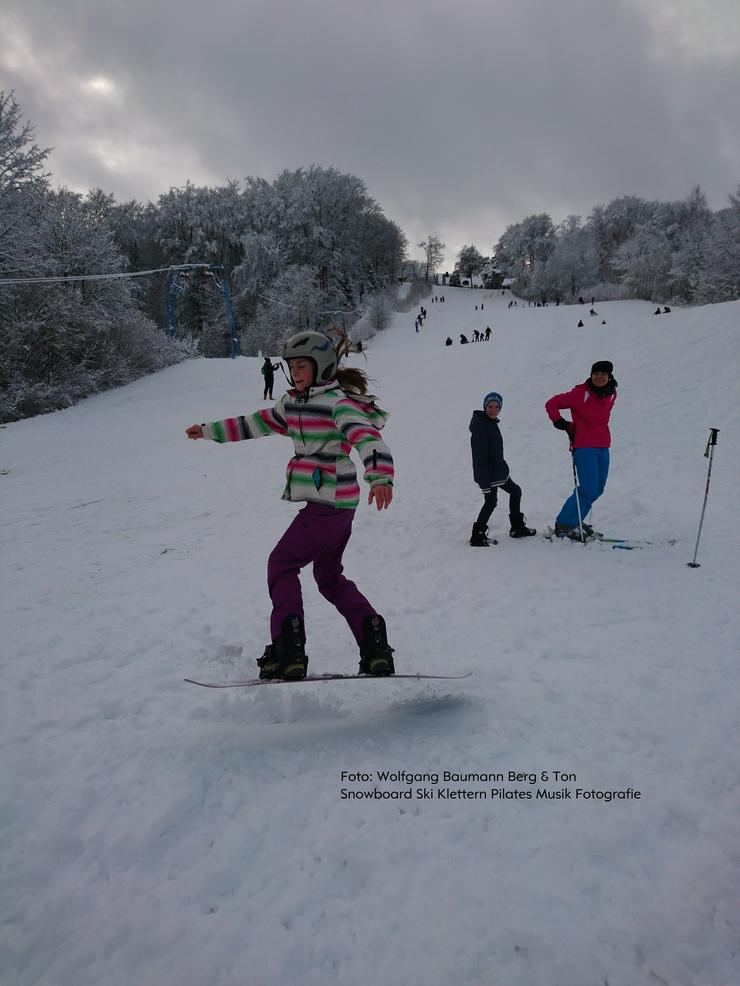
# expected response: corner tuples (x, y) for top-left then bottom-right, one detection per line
(556, 448), (610, 527)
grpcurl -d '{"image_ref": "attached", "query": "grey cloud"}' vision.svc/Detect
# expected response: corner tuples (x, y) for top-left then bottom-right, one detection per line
(1, 0), (738, 268)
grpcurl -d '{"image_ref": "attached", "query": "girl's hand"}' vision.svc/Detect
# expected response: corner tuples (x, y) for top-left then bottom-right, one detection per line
(186, 424), (204, 439)
(368, 484), (393, 511)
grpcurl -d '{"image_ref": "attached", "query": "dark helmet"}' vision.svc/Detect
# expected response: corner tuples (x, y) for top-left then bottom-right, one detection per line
(281, 331), (338, 385)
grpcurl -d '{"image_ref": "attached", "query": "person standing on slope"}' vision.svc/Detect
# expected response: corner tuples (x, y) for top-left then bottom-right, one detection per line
(469, 392), (536, 546)
(261, 356), (280, 400)
(186, 329), (395, 680)
(545, 360), (618, 540)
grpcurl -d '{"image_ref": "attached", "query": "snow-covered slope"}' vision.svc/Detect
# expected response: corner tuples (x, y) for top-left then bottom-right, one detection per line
(3, 290), (739, 986)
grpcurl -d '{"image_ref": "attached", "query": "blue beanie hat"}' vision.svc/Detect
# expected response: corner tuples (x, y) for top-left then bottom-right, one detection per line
(483, 391), (503, 412)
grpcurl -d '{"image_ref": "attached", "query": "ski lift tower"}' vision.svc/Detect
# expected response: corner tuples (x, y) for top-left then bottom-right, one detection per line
(167, 264), (240, 358)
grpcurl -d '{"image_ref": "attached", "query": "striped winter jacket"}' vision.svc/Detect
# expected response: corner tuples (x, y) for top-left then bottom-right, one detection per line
(201, 381), (394, 509)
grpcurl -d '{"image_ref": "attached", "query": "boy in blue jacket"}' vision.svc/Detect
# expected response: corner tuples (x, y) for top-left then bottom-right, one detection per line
(469, 391), (536, 546)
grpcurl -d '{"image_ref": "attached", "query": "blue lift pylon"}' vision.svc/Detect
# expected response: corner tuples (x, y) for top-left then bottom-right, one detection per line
(167, 264), (240, 358)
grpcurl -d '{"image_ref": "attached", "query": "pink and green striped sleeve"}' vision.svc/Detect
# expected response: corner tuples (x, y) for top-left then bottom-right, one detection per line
(333, 397), (394, 487)
(202, 403), (288, 443)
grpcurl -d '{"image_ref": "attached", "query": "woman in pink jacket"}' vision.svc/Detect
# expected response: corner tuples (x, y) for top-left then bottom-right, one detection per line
(545, 360), (618, 539)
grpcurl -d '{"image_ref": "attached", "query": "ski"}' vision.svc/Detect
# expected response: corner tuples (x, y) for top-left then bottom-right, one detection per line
(543, 526), (678, 550)
(185, 671), (473, 689)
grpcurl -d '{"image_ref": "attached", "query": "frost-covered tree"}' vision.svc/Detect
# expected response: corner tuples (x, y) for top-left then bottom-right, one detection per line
(535, 216), (599, 300)
(455, 244), (484, 286)
(0, 90), (51, 286)
(494, 214), (556, 296)
(417, 235), (445, 282)
(0, 103), (186, 424)
(613, 222), (673, 300)
(241, 264), (324, 357)
(690, 208), (740, 303)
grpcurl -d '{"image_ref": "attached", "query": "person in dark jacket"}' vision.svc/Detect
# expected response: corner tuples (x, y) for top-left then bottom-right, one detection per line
(261, 357), (280, 399)
(469, 392), (536, 546)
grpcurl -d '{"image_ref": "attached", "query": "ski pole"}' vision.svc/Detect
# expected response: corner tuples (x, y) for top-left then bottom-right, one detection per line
(571, 451), (586, 543)
(687, 428), (720, 569)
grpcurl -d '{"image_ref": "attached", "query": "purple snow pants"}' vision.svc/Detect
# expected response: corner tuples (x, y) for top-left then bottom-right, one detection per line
(267, 502), (375, 643)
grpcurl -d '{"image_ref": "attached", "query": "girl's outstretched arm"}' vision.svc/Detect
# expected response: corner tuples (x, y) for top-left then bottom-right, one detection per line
(191, 404), (289, 443)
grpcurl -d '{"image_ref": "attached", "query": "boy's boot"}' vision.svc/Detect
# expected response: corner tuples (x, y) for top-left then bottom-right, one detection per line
(469, 522), (490, 547)
(258, 614), (308, 680)
(358, 614), (395, 676)
(509, 512), (537, 538)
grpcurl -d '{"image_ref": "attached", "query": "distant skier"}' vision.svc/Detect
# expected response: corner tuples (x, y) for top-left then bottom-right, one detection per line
(578, 319), (584, 327)
(460, 334), (469, 344)
(469, 392), (536, 546)
(445, 337), (453, 346)
(484, 326), (492, 341)
(545, 360), (618, 540)
(654, 308), (662, 315)
(663, 306), (671, 313)
(261, 357), (280, 399)
(185, 329), (395, 679)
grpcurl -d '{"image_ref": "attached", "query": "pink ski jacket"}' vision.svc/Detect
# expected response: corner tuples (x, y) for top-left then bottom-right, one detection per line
(545, 382), (617, 449)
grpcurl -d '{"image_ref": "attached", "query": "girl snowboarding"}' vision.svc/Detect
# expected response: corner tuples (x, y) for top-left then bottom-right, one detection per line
(545, 360), (618, 539)
(186, 329), (395, 679)
(469, 391), (536, 546)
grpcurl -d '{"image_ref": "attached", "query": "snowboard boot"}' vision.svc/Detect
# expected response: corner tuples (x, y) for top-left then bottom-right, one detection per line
(259, 614), (308, 680)
(509, 512), (537, 538)
(256, 644), (280, 680)
(358, 614), (395, 676)
(469, 522), (491, 547)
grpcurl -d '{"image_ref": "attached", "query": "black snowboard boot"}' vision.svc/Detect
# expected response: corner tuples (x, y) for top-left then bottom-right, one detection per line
(358, 614), (395, 676)
(258, 614), (308, 680)
(469, 522), (491, 547)
(256, 643), (280, 680)
(509, 512), (537, 538)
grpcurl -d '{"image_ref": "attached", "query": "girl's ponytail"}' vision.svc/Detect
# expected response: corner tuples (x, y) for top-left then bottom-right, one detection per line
(326, 324), (370, 395)
(336, 366), (369, 395)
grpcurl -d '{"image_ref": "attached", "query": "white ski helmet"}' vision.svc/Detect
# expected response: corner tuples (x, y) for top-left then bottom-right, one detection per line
(281, 331), (338, 385)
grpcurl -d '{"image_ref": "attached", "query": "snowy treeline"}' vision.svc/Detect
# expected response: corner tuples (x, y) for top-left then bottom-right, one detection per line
(0, 91), (409, 422)
(0, 92), (190, 423)
(111, 168), (408, 359)
(492, 187), (740, 304)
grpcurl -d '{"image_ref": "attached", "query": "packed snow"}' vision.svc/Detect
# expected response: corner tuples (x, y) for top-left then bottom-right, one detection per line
(2, 288), (739, 986)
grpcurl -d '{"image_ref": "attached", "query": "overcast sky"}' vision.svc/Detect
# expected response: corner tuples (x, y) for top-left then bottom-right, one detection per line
(2, 0), (739, 268)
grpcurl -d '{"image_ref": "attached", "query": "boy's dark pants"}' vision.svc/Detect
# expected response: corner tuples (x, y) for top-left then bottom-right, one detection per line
(476, 478), (522, 527)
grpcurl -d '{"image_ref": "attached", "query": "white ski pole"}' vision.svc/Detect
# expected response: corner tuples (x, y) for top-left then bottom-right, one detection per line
(688, 428), (720, 569)
(571, 452), (586, 543)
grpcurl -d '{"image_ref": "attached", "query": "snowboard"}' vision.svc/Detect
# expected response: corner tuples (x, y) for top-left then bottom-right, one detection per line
(185, 671), (473, 689)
